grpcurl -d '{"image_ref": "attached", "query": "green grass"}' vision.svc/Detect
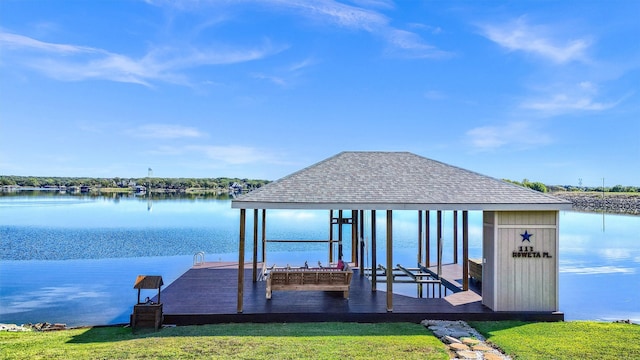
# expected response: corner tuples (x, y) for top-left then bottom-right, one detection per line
(0, 322), (449, 360)
(470, 321), (640, 360)
(5, 321), (639, 359)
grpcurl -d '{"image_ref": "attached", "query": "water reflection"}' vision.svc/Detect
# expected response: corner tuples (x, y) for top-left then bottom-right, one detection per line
(0, 189), (237, 201)
(557, 211), (639, 322)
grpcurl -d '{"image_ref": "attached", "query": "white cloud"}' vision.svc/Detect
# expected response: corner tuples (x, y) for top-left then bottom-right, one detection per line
(285, 0), (449, 58)
(288, 57), (317, 72)
(347, 0), (395, 10)
(145, 144), (283, 168)
(186, 145), (274, 165)
(251, 73), (287, 86)
(521, 81), (624, 114)
(0, 31), (283, 86)
(127, 124), (207, 139)
(408, 23), (443, 35)
(252, 57), (318, 87)
(424, 90), (446, 100)
(272, 0), (388, 31)
(479, 18), (590, 64)
(149, 0), (449, 59)
(383, 29), (449, 59)
(522, 94), (619, 112)
(579, 81), (595, 91)
(0, 32), (98, 54)
(157, 42), (284, 69)
(466, 121), (552, 151)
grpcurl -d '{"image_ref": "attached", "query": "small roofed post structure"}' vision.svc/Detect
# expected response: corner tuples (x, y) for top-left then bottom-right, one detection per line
(231, 151), (572, 315)
(131, 275), (164, 331)
(134, 275), (164, 304)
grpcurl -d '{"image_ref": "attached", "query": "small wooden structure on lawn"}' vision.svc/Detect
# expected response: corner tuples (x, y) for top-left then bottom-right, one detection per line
(131, 275), (164, 331)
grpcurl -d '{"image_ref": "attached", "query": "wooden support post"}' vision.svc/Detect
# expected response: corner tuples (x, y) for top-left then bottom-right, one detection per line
(386, 210), (393, 312)
(352, 210), (358, 265)
(359, 210), (365, 275)
(453, 211), (458, 264)
(425, 210), (430, 267)
(418, 211), (423, 267)
(463, 211), (469, 291)
(252, 209), (258, 283)
(261, 209), (266, 263)
(237, 209), (246, 313)
(437, 210), (442, 276)
(338, 210), (343, 260)
(371, 210), (377, 291)
(329, 210), (334, 263)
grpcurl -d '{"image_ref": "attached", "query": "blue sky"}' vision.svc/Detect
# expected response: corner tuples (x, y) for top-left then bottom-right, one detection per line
(1, 1), (638, 187)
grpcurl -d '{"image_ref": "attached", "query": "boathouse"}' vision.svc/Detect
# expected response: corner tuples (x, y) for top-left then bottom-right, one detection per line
(229, 151), (571, 319)
(159, 151), (572, 324)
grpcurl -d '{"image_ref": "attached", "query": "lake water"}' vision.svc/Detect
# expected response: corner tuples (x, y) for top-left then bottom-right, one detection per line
(1, 192), (638, 326)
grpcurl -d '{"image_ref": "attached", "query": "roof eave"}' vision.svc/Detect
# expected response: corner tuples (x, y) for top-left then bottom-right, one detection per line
(231, 201), (573, 211)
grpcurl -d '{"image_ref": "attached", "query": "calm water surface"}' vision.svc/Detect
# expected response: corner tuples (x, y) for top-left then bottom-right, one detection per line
(1, 193), (638, 326)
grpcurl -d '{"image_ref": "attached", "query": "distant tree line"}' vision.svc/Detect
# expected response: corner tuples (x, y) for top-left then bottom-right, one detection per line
(0, 175), (270, 191)
(504, 179), (549, 193)
(504, 178), (639, 193)
(2, 175), (637, 194)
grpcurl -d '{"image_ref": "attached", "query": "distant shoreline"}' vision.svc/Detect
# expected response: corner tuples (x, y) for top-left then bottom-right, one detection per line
(3, 186), (639, 215)
(552, 192), (640, 215)
(1, 186), (242, 196)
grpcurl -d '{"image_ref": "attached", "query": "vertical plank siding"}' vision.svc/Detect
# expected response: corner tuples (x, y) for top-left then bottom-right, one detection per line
(493, 211), (558, 312)
(482, 212), (496, 310)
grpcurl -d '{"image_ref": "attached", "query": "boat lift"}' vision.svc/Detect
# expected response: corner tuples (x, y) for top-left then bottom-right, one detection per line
(363, 263), (462, 298)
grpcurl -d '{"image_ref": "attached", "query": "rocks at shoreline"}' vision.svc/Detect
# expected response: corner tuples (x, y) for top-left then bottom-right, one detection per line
(422, 320), (511, 360)
(0, 324), (31, 332)
(0, 322), (67, 332)
(552, 192), (639, 215)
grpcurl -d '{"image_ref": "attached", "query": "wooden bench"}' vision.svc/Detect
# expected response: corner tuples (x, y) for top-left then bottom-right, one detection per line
(469, 258), (482, 283)
(266, 266), (353, 299)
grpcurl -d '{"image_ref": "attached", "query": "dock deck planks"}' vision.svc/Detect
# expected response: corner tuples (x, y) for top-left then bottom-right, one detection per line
(160, 262), (563, 325)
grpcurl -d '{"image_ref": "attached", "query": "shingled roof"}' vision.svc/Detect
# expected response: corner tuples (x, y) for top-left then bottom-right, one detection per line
(231, 151), (572, 211)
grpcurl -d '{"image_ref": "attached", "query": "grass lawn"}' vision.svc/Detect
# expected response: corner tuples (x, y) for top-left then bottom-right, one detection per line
(0, 322), (449, 360)
(4, 321), (639, 359)
(470, 321), (640, 360)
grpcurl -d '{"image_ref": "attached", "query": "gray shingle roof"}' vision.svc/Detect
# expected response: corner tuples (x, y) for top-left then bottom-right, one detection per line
(231, 151), (572, 210)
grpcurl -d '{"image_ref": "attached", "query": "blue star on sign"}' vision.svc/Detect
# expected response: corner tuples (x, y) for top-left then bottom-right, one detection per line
(521, 230), (533, 242)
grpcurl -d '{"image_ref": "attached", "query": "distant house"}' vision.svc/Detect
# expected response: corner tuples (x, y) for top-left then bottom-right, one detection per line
(135, 185), (146, 193)
(229, 182), (244, 194)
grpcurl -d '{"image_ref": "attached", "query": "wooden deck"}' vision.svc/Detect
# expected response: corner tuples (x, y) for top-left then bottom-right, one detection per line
(160, 262), (563, 325)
